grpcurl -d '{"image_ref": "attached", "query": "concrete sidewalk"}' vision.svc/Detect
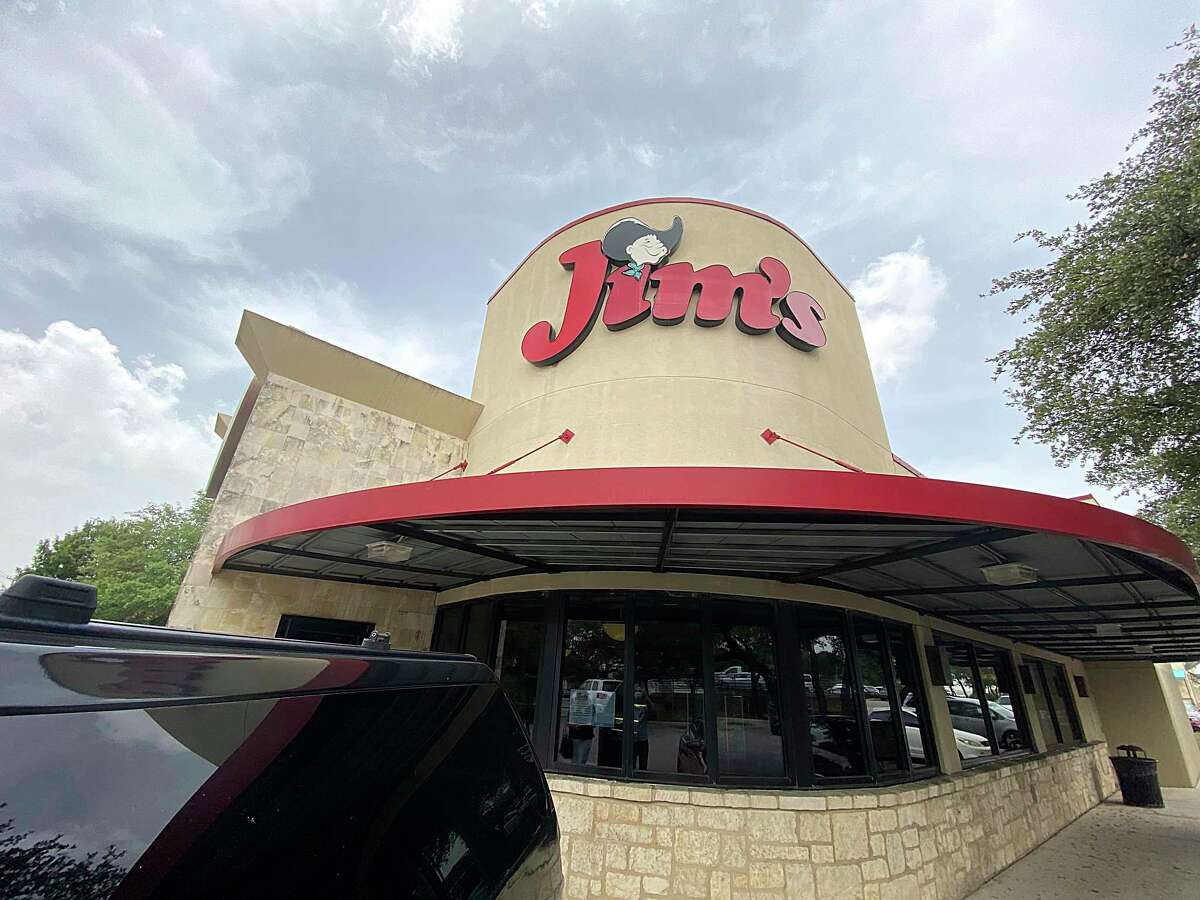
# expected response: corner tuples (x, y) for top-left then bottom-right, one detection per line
(968, 786), (1200, 899)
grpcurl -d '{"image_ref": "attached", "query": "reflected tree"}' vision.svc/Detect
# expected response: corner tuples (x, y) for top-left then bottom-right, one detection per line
(0, 806), (126, 900)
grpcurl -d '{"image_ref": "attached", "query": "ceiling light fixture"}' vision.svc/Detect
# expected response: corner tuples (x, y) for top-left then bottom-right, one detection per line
(365, 539), (413, 563)
(980, 562), (1039, 586)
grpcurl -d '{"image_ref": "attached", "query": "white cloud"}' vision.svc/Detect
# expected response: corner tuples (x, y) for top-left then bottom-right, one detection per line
(631, 143), (662, 168)
(850, 240), (947, 383)
(1, 244), (90, 297)
(0, 322), (218, 579)
(184, 272), (478, 393)
(385, 0), (465, 61)
(0, 23), (309, 259)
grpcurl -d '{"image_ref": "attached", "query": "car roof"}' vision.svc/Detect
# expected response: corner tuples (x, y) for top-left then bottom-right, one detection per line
(0, 619), (491, 715)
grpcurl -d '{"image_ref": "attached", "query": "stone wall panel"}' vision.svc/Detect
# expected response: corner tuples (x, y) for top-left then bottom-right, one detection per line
(170, 374), (466, 645)
(546, 743), (1116, 899)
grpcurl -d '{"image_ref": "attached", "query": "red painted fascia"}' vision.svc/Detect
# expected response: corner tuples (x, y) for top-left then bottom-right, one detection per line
(214, 466), (1199, 586)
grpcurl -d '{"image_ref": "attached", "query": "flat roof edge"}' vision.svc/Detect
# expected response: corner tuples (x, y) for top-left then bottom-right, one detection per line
(235, 310), (483, 439)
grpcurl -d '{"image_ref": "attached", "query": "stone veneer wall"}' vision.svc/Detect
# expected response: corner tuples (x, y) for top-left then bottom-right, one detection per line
(548, 742), (1116, 900)
(169, 373), (466, 648)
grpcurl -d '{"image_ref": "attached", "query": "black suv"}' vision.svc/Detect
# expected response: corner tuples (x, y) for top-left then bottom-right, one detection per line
(0, 576), (560, 899)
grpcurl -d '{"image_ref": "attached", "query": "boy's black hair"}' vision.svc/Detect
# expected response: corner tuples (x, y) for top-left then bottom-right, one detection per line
(601, 216), (684, 263)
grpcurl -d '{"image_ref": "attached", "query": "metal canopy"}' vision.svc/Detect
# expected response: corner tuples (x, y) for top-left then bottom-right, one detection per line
(216, 466), (1200, 662)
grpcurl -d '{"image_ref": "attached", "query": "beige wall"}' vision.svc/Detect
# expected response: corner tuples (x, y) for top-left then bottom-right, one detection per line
(435, 569), (1095, 670)
(468, 200), (907, 477)
(549, 742), (1115, 900)
(1085, 660), (1200, 788)
(170, 372), (465, 646)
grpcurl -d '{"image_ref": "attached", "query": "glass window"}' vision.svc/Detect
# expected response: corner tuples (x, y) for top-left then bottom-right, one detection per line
(0, 685), (554, 899)
(1050, 666), (1085, 742)
(1032, 660), (1085, 747)
(975, 646), (1028, 753)
(276, 614), (374, 645)
(854, 620), (903, 773)
(1030, 662), (1063, 747)
(462, 602), (496, 661)
(493, 599), (545, 738)
(939, 639), (998, 762)
(712, 600), (785, 779)
(432, 606), (464, 653)
(634, 596), (706, 777)
(798, 616), (866, 779)
(887, 628), (935, 769)
(442, 591), (961, 788)
(937, 638), (1032, 761)
(556, 597), (625, 769)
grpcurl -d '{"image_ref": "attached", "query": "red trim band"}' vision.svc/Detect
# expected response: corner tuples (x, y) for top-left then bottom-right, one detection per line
(214, 466), (1199, 585)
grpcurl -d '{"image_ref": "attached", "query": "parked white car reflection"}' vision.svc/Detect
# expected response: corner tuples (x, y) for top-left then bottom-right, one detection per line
(869, 707), (992, 761)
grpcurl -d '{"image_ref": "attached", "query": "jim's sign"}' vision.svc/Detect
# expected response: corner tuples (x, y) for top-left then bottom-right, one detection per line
(521, 216), (828, 366)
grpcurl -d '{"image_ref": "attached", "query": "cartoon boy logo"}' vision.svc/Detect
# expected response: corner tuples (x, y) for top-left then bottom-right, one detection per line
(600, 216), (684, 279)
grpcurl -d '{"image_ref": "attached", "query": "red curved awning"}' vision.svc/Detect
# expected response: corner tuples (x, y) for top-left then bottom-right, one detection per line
(215, 466), (1200, 661)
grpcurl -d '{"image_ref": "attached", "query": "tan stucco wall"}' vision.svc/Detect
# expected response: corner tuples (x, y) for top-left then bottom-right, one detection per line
(1085, 660), (1200, 788)
(468, 200), (905, 476)
(434, 569), (1094, 672)
(549, 742), (1115, 900)
(169, 373), (466, 646)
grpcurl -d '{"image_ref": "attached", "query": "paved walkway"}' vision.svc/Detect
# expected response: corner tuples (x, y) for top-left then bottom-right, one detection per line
(968, 786), (1200, 899)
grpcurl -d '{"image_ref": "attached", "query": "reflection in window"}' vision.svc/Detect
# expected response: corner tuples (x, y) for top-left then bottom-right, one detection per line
(463, 603), (496, 661)
(494, 600), (544, 738)
(556, 599), (624, 769)
(798, 619), (866, 779)
(1050, 665), (1085, 742)
(634, 597), (705, 777)
(1031, 660), (1084, 748)
(434, 592), (967, 788)
(938, 638), (1031, 761)
(712, 601), (784, 778)
(432, 606), (464, 653)
(1029, 662), (1061, 747)
(854, 621), (902, 773)
(976, 647), (1027, 752)
(941, 640), (997, 761)
(887, 628), (934, 767)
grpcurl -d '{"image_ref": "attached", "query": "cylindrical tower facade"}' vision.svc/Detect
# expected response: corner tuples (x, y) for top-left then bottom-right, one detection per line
(468, 199), (901, 475)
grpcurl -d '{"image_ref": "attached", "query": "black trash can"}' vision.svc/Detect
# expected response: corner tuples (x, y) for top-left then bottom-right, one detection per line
(1109, 744), (1164, 808)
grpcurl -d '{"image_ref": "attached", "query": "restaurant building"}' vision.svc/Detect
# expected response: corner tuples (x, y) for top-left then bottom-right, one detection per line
(170, 198), (1200, 899)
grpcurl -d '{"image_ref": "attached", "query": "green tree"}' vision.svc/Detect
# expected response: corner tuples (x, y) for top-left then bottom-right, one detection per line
(990, 29), (1200, 552)
(19, 493), (212, 625)
(22, 520), (103, 582)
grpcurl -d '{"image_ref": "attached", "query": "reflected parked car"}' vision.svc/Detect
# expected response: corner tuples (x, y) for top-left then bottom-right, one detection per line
(715, 665), (753, 686)
(869, 707), (991, 761)
(904, 691), (1024, 750)
(944, 696), (1024, 750)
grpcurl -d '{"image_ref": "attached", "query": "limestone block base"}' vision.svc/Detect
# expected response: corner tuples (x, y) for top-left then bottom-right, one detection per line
(548, 742), (1117, 900)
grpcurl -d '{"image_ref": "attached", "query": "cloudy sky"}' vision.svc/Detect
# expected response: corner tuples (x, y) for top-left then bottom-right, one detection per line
(0, 1), (1194, 578)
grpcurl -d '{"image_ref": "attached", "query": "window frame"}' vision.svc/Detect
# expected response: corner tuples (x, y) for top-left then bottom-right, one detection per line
(434, 591), (945, 789)
(934, 634), (1034, 764)
(1031, 659), (1086, 747)
(276, 613), (374, 645)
